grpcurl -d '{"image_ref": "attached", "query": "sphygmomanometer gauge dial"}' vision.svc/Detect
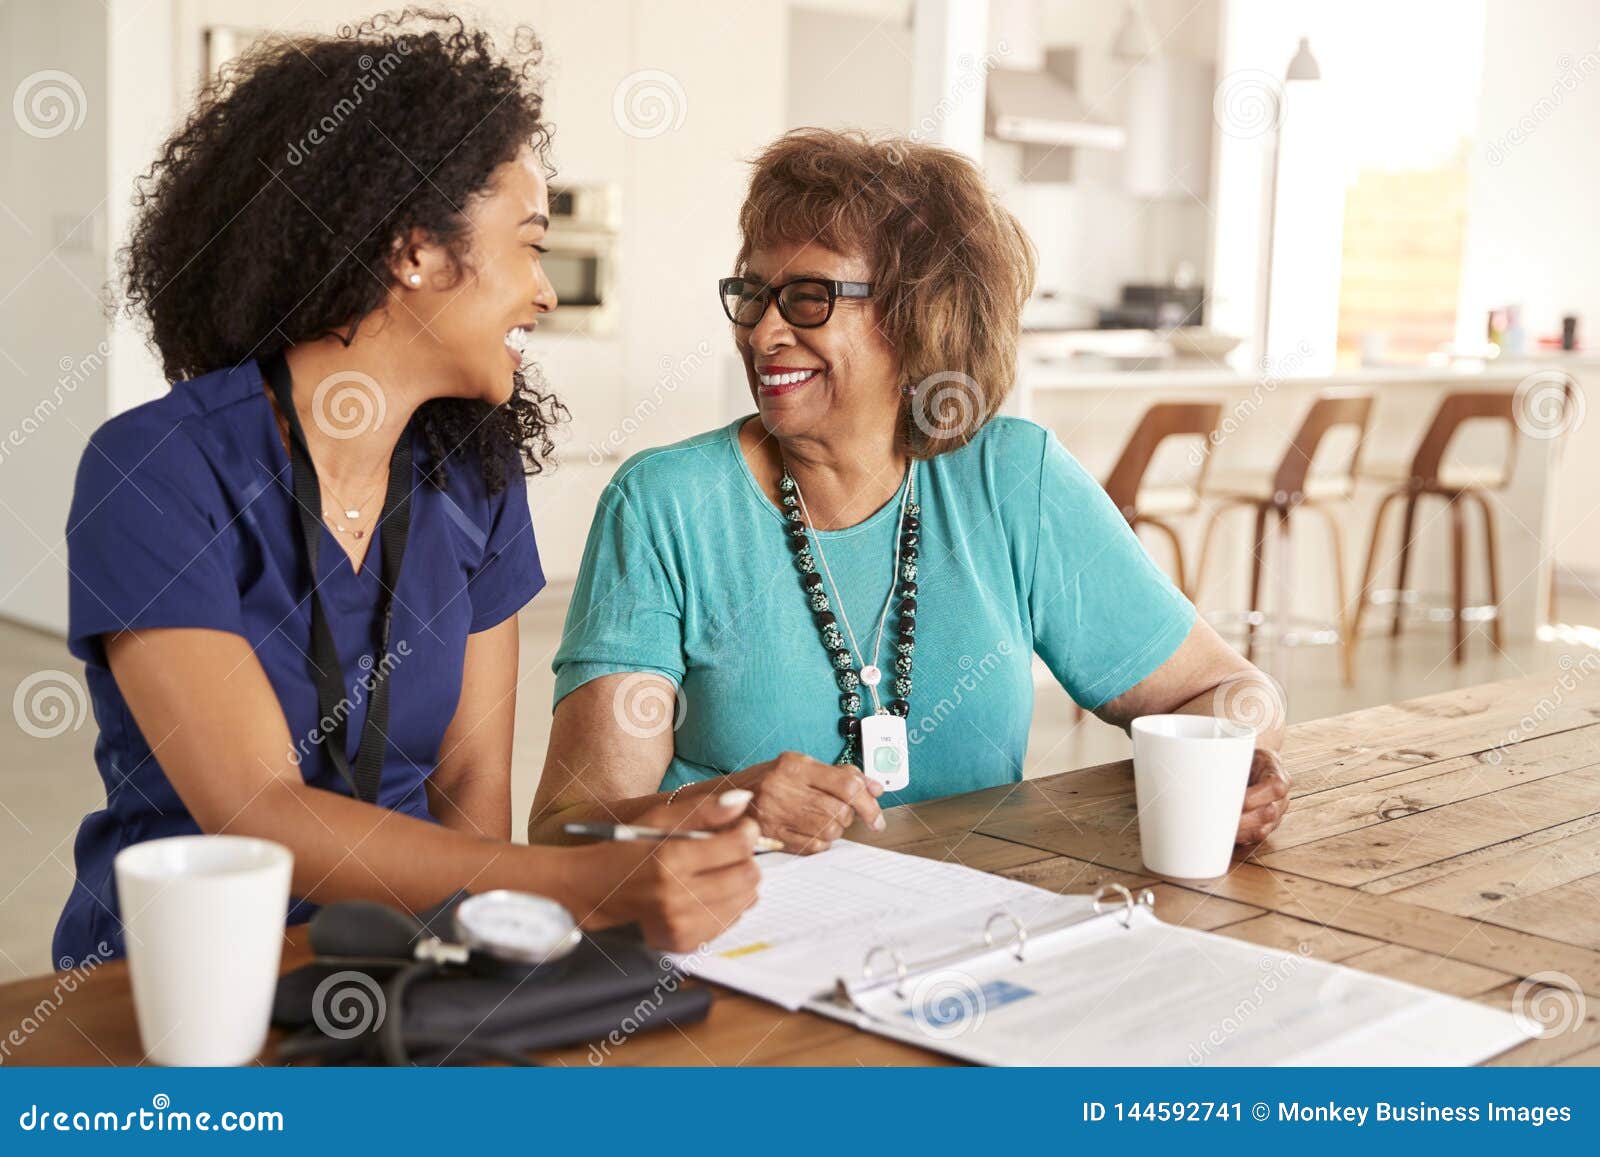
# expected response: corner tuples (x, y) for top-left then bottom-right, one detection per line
(452, 890), (581, 964)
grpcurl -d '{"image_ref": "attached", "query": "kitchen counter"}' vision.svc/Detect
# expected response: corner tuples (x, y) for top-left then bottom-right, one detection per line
(1012, 357), (1587, 664)
(1018, 353), (1600, 393)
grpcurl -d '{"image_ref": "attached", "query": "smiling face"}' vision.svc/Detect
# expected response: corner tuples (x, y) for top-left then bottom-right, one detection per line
(733, 240), (901, 446)
(393, 144), (557, 406)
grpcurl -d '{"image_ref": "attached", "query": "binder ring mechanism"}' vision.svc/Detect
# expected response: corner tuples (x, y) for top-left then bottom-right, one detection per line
(1093, 882), (1157, 928)
(861, 945), (909, 994)
(838, 884), (1158, 1006)
(979, 884), (1155, 963)
(983, 911), (1028, 960)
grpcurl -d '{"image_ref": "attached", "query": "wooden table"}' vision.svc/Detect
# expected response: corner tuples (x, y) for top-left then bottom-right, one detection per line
(5, 673), (1598, 1066)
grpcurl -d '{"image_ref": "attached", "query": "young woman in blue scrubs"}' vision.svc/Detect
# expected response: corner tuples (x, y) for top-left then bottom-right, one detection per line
(54, 12), (758, 965)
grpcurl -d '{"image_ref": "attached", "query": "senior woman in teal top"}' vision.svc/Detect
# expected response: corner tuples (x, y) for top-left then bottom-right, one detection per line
(531, 129), (1290, 853)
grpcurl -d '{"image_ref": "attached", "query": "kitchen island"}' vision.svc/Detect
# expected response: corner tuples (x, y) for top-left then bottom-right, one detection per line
(1011, 354), (1594, 657)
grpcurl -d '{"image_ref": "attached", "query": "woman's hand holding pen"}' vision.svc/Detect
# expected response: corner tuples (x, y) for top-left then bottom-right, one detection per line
(728, 751), (886, 854)
(554, 789), (762, 952)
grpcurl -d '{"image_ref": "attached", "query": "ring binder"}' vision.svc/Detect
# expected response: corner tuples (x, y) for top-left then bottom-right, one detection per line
(1092, 882), (1156, 928)
(681, 842), (1532, 1066)
(861, 945), (909, 996)
(837, 885), (1159, 1009)
(983, 911), (1027, 960)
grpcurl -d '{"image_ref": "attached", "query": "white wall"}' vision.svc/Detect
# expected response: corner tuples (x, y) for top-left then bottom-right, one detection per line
(0, 0), (113, 634)
(166, 0), (794, 582)
(984, 0), (1220, 325)
(787, 4), (911, 137)
(1459, 0), (1600, 348)
(0, 0), (796, 623)
(6, 0), (1030, 630)
(496, 0), (790, 578)
(1460, 0), (1600, 579)
(107, 0), (178, 417)
(12, 0), (1599, 615)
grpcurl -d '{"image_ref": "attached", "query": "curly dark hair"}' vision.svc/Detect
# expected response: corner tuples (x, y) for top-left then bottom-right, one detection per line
(121, 8), (566, 491)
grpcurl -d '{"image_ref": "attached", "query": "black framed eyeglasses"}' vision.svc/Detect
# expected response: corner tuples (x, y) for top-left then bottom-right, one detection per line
(718, 276), (872, 329)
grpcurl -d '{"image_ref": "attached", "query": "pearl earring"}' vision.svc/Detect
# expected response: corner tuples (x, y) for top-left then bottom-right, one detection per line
(407, 273), (422, 287)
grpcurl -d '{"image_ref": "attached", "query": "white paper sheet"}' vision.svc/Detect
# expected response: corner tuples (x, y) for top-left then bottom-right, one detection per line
(843, 907), (1535, 1066)
(675, 841), (1535, 1066)
(669, 840), (1095, 1010)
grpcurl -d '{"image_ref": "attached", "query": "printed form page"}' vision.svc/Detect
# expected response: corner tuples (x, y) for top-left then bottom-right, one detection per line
(845, 907), (1536, 1066)
(672, 840), (1096, 1010)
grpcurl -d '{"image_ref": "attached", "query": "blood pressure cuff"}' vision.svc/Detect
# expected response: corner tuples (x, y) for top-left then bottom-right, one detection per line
(271, 892), (712, 1065)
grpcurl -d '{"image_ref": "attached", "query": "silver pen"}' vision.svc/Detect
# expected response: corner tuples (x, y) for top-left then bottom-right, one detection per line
(563, 820), (786, 854)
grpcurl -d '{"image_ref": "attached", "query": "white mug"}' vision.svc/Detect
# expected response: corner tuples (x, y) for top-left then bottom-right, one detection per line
(114, 835), (293, 1066)
(1131, 715), (1256, 879)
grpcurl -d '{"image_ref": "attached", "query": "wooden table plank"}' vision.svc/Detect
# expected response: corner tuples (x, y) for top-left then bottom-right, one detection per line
(1469, 874), (1600, 951)
(1266, 728), (1600, 851)
(0, 942), (308, 1066)
(886, 831), (1057, 874)
(1473, 979), (1599, 1067)
(757, 1027), (957, 1067)
(1027, 760), (1138, 805)
(1181, 864), (1600, 995)
(1367, 812), (1600, 902)
(975, 804), (1147, 874)
(1212, 913), (1387, 962)
(990, 853), (1155, 895)
(5, 669), (1596, 1066)
(1278, 674), (1600, 794)
(534, 993), (863, 1068)
(1257, 766), (1600, 887)
(1136, 884), (1265, 932)
(1336, 944), (1515, 997)
(862, 780), (1059, 848)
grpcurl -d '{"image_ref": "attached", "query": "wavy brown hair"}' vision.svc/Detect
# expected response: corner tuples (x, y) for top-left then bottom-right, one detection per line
(734, 128), (1036, 457)
(121, 8), (566, 491)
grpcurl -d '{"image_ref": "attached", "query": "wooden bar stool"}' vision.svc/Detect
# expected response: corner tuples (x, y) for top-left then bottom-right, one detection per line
(1192, 390), (1375, 674)
(1102, 401), (1223, 597)
(1073, 402), (1224, 725)
(1349, 390), (1518, 668)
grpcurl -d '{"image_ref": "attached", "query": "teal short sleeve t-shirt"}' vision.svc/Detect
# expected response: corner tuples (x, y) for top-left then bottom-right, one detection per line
(554, 416), (1195, 804)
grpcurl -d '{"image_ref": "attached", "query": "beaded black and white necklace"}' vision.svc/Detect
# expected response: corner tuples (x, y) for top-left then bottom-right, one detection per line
(780, 461), (919, 785)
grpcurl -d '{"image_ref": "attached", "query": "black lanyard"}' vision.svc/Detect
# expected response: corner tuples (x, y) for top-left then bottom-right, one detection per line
(263, 350), (413, 804)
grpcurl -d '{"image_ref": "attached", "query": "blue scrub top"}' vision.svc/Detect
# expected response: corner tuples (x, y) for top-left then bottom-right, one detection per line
(54, 359), (544, 965)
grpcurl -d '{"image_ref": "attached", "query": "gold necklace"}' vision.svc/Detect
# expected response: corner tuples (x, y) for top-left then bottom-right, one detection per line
(320, 477), (386, 540)
(265, 380), (386, 540)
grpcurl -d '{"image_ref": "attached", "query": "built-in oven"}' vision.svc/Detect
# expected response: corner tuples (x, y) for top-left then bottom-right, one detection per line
(540, 183), (620, 335)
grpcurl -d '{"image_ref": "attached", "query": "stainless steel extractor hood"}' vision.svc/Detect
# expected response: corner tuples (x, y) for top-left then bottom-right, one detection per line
(986, 47), (1126, 151)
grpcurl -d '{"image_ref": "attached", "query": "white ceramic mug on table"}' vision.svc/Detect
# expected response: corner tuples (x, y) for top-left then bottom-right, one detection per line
(1131, 715), (1256, 879)
(114, 834), (293, 1065)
